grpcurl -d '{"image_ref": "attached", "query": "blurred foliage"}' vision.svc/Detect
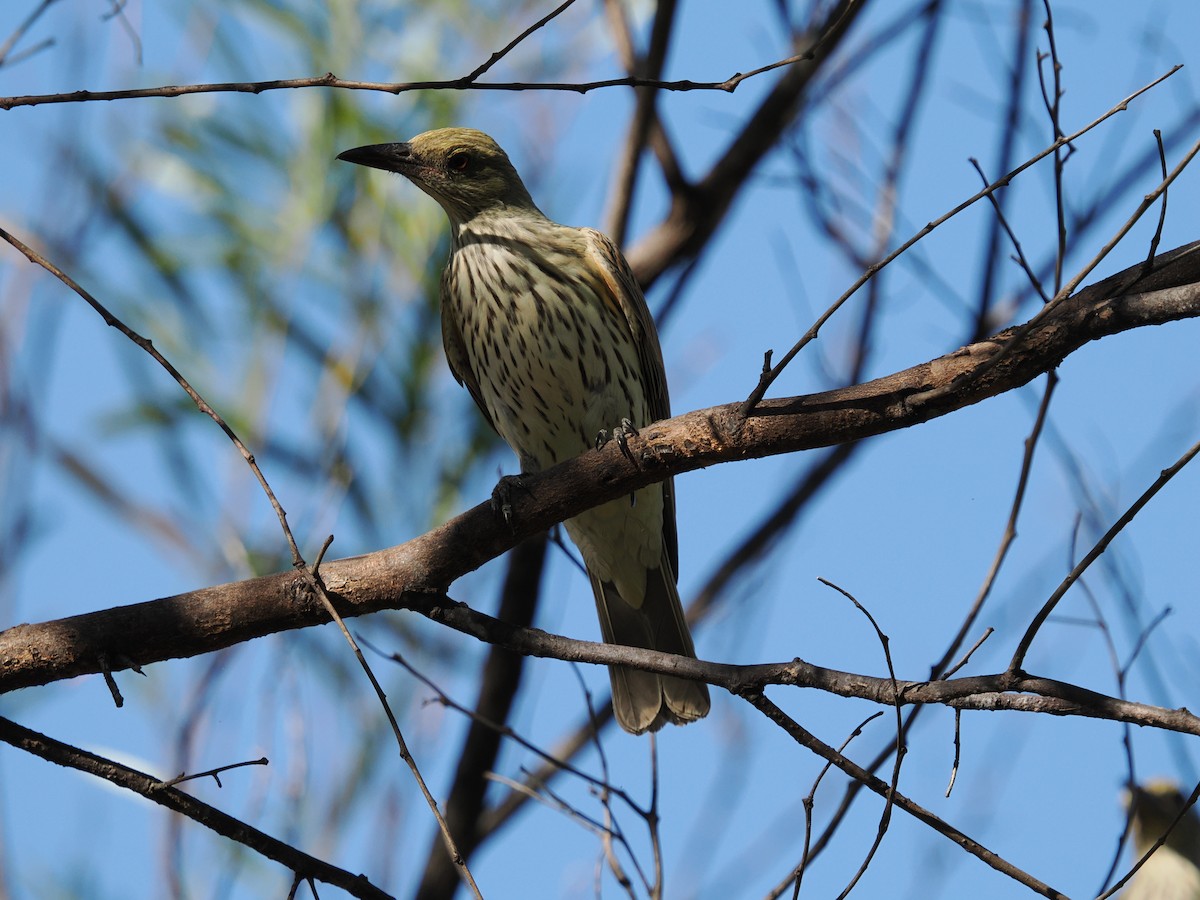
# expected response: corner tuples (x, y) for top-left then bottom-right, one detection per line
(56, 0), (587, 574)
(0, 0), (606, 894)
(4, 2), (1200, 898)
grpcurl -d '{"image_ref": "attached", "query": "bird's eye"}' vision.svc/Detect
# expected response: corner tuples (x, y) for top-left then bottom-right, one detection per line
(448, 151), (470, 172)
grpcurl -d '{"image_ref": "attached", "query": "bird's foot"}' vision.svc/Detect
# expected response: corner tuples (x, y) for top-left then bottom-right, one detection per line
(595, 418), (639, 464)
(490, 474), (529, 527)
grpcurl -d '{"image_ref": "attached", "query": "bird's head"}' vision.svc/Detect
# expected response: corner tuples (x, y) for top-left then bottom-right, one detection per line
(337, 127), (538, 225)
(1125, 779), (1200, 859)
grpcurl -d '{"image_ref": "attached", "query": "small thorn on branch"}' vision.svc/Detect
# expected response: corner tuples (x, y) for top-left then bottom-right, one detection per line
(98, 653), (124, 708)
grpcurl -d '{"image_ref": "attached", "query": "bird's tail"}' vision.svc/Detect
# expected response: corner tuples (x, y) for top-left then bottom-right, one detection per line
(590, 556), (710, 734)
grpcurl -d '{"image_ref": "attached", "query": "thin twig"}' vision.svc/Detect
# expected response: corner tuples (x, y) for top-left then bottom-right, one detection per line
(1009, 432), (1200, 672)
(154, 757), (269, 790)
(1096, 780), (1200, 900)
(0, 225), (481, 899)
(739, 65), (1182, 415)
(817, 579), (905, 899)
(747, 694), (1067, 898)
(0, 53), (813, 111)
(97, 652), (125, 708)
(783, 712), (882, 900)
(936, 370), (1057, 677)
(378, 641), (647, 817)
(462, 0), (580, 82)
(308, 559), (485, 899)
(971, 158), (1049, 304)
(1036, 0), (1069, 296)
(1142, 129), (1169, 273)
(942, 628), (995, 680)
(908, 130), (1200, 409)
(0, 0), (59, 68)
(945, 708), (962, 798)
(0, 717), (392, 899)
(969, 0), (1035, 341)
(0, 226), (305, 567)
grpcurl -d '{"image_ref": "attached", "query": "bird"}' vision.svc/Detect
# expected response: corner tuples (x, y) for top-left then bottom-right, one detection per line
(337, 128), (710, 734)
(1122, 780), (1200, 900)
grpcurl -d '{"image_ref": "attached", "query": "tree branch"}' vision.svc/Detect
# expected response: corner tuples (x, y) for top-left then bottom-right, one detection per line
(626, 0), (867, 288)
(746, 694), (1068, 898)
(1, 241), (1198, 693)
(0, 716), (393, 900)
(413, 534), (548, 900)
(0, 54), (813, 111)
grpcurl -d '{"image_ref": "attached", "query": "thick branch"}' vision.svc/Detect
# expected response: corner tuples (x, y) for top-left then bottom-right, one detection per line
(1, 241), (1198, 693)
(626, 0), (865, 287)
(398, 602), (1200, 735)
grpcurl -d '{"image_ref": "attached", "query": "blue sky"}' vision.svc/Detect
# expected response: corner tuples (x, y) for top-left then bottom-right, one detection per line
(3, 2), (1200, 898)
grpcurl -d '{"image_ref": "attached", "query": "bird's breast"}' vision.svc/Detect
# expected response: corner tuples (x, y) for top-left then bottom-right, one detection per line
(445, 234), (648, 473)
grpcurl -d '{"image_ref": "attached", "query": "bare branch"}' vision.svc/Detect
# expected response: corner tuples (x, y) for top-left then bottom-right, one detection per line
(414, 535), (547, 900)
(746, 694), (1067, 898)
(0, 226), (305, 568)
(0, 229), (481, 897)
(1008, 432), (1200, 672)
(462, 0), (581, 82)
(0, 717), (392, 900)
(0, 54), (814, 111)
(740, 64), (1184, 413)
(0, 0), (59, 69)
(626, 0), (868, 288)
(2, 240), (1199, 694)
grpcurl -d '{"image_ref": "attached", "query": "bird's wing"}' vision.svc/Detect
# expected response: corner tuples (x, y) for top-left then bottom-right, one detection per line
(581, 228), (679, 578)
(439, 267), (498, 434)
(580, 229), (671, 424)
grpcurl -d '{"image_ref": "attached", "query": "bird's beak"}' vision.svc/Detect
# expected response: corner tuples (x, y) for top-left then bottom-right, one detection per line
(336, 142), (416, 173)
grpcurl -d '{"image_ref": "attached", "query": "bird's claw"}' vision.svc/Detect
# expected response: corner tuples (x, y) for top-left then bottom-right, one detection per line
(490, 474), (528, 527)
(596, 418), (639, 464)
(613, 419), (639, 464)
